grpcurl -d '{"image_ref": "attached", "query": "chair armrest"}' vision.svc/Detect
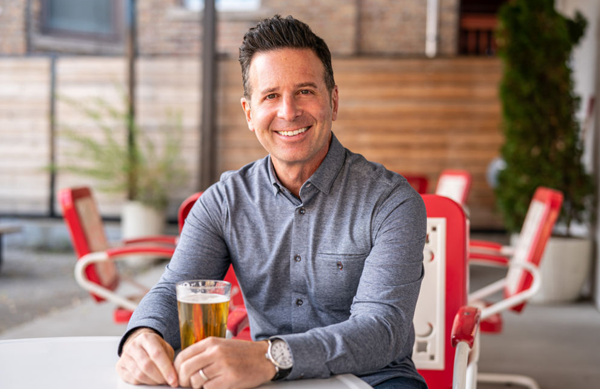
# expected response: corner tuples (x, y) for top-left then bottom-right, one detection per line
(468, 278), (506, 303)
(469, 240), (514, 266)
(105, 246), (176, 257)
(74, 246), (176, 311)
(470, 240), (503, 251)
(468, 252), (510, 266)
(452, 306), (480, 349)
(452, 306), (481, 389)
(479, 261), (541, 320)
(120, 235), (178, 246)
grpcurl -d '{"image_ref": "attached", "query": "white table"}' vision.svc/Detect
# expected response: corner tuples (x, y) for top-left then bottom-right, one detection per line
(0, 337), (372, 389)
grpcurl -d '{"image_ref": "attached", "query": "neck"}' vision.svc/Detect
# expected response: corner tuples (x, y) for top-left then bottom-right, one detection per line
(272, 145), (331, 198)
(272, 162), (316, 198)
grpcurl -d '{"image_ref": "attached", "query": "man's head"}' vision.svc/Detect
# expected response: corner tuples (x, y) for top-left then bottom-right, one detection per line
(239, 15), (335, 99)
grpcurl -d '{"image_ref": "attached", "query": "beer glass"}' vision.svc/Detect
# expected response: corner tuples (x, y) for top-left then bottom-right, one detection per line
(176, 280), (231, 350)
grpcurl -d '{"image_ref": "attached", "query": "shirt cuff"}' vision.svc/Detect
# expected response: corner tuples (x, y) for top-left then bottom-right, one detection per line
(279, 333), (329, 380)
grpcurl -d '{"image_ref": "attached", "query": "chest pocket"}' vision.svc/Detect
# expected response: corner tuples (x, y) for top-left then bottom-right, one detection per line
(312, 253), (368, 315)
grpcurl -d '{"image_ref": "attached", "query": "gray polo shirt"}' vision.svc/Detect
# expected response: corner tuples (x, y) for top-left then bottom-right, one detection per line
(123, 133), (427, 387)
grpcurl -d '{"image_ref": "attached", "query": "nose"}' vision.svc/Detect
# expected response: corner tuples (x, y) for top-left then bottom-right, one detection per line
(277, 94), (301, 121)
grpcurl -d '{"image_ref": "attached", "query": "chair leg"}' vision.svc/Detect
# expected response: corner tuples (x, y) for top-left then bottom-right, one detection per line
(478, 372), (540, 389)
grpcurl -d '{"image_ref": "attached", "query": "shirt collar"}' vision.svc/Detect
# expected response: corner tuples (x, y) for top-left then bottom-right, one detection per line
(266, 132), (345, 197)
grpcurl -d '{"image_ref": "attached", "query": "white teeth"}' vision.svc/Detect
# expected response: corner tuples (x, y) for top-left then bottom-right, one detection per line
(278, 127), (309, 136)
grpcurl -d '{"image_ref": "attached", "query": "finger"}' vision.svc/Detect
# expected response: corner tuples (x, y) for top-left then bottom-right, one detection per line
(203, 375), (229, 389)
(174, 337), (213, 369)
(190, 368), (211, 389)
(176, 355), (203, 388)
(176, 348), (217, 388)
(141, 339), (178, 387)
(116, 354), (158, 386)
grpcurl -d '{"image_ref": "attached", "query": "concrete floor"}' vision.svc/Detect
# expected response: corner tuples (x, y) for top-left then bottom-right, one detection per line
(471, 265), (600, 389)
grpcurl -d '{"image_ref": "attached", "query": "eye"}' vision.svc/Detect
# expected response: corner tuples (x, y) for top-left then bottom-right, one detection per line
(265, 93), (277, 100)
(299, 90), (311, 95)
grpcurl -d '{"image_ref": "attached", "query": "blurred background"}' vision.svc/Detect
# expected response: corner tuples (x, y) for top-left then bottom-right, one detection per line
(0, 0), (599, 387)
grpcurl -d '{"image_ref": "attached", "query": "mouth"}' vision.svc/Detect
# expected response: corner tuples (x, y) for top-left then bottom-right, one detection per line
(276, 126), (310, 137)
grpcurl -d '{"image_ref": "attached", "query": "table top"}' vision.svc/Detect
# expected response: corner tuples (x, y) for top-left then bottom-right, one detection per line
(0, 336), (372, 389)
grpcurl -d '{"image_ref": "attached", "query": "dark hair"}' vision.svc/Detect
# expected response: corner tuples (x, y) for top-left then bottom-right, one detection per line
(239, 15), (335, 99)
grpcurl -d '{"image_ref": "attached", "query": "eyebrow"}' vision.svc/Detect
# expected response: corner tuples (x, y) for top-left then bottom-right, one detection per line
(259, 82), (319, 95)
(297, 82), (318, 89)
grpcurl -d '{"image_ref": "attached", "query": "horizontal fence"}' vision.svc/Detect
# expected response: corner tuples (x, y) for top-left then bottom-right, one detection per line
(0, 56), (504, 228)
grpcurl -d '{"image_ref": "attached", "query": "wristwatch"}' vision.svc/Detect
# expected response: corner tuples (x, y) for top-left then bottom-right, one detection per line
(265, 338), (293, 381)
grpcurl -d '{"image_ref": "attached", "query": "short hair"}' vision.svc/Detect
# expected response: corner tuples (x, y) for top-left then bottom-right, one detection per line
(239, 15), (335, 99)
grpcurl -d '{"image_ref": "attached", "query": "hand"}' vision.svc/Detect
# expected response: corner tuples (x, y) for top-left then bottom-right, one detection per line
(175, 337), (276, 389)
(116, 328), (178, 387)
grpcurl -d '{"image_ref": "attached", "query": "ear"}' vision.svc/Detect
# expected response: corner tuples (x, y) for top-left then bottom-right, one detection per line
(331, 86), (339, 121)
(240, 97), (254, 131)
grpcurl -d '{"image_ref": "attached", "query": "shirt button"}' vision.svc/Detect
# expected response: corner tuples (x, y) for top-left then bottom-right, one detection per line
(337, 261), (343, 270)
(296, 298), (303, 306)
(298, 207), (306, 215)
(294, 255), (302, 262)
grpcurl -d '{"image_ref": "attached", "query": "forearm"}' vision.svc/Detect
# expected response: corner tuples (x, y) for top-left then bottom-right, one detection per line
(281, 285), (420, 380)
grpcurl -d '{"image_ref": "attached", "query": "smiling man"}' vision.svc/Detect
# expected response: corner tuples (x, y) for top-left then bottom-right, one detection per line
(116, 15), (427, 389)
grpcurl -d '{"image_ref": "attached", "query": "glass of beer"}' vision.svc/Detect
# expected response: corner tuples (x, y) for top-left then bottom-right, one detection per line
(176, 280), (231, 350)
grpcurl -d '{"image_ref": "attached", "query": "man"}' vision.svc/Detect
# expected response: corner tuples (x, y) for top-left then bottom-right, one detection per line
(116, 15), (427, 389)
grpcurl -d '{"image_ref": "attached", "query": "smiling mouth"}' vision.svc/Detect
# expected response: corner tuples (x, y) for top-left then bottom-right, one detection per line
(277, 126), (310, 137)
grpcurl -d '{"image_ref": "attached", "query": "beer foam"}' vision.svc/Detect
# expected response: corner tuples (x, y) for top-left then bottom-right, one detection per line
(178, 293), (230, 304)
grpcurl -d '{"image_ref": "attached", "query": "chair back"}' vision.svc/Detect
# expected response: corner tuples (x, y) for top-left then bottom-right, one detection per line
(178, 192), (245, 310)
(59, 187), (119, 301)
(414, 195), (469, 389)
(178, 192), (203, 233)
(435, 169), (471, 206)
(505, 187), (563, 312)
(402, 174), (429, 194)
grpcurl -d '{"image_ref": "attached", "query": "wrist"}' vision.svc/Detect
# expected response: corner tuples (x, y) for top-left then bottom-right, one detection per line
(265, 338), (293, 381)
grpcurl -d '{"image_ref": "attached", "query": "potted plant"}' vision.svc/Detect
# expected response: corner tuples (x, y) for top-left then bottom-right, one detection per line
(58, 93), (188, 244)
(495, 0), (595, 302)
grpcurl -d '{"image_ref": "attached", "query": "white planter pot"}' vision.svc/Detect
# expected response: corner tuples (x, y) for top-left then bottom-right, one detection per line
(531, 236), (593, 304)
(121, 201), (166, 266)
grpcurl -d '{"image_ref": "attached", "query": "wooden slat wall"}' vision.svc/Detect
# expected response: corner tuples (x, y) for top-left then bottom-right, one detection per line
(0, 58), (51, 214)
(0, 57), (200, 218)
(216, 57), (504, 229)
(55, 57), (201, 217)
(1, 56), (503, 228)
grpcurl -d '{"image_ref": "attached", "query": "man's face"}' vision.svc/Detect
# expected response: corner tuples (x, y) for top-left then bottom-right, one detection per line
(241, 48), (338, 173)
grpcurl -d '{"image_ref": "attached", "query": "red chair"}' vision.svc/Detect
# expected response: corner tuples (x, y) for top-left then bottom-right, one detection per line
(60, 187), (177, 324)
(468, 187), (563, 389)
(178, 191), (250, 340)
(435, 169), (472, 206)
(402, 174), (429, 194)
(415, 195), (481, 389)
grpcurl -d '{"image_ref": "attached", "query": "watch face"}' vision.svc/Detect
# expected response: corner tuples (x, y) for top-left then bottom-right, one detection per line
(271, 339), (293, 369)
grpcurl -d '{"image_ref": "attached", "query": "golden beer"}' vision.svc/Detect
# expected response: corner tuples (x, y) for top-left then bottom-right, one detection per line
(177, 280), (231, 350)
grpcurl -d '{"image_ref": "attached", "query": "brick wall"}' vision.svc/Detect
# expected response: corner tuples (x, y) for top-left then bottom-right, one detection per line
(0, 0), (27, 54)
(359, 0), (459, 56)
(1, 0), (460, 57)
(134, 0), (458, 57)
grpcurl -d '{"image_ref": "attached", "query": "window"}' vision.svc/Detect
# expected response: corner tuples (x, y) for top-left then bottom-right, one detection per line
(183, 0), (260, 12)
(31, 0), (124, 54)
(41, 0), (123, 42)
